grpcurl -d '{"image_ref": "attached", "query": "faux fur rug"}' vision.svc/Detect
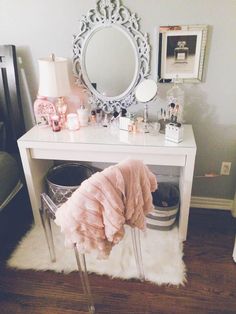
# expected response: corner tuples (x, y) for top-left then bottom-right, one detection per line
(7, 224), (186, 286)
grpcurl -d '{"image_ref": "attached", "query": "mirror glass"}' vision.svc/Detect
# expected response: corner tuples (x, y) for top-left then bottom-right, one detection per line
(84, 27), (137, 98)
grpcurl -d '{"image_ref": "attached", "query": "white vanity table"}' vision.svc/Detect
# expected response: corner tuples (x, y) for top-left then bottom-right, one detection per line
(18, 124), (196, 241)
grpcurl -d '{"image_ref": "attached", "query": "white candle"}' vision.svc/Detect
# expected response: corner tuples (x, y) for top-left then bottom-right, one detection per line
(67, 113), (80, 131)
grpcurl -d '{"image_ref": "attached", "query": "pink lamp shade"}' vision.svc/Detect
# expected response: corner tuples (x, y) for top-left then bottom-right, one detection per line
(38, 56), (71, 97)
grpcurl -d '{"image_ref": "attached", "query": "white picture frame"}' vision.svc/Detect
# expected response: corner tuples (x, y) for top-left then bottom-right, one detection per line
(158, 25), (208, 83)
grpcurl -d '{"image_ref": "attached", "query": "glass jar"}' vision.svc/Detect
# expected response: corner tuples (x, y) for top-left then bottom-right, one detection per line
(77, 107), (89, 127)
(166, 79), (185, 124)
(67, 113), (80, 131)
(51, 114), (61, 132)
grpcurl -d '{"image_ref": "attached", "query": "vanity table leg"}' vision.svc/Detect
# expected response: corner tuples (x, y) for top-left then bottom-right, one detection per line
(18, 145), (53, 225)
(179, 151), (196, 241)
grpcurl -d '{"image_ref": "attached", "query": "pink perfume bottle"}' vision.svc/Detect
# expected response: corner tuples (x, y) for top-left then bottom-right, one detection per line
(56, 97), (67, 128)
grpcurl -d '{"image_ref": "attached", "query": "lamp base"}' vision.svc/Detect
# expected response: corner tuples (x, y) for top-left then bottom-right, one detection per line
(34, 96), (56, 127)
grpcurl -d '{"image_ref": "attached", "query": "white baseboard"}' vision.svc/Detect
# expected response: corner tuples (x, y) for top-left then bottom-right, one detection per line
(233, 192), (236, 217)
(233, 235), (236, 263)
(191, 196), (234, 211)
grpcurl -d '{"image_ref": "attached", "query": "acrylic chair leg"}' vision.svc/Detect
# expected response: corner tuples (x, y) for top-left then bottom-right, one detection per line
(74, 245), (95, 314)
(131, 228), (145, 281)
(40, 194), (56, 263)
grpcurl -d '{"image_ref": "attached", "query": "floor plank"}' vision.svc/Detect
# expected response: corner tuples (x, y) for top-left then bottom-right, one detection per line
(0, 189), (236, 313)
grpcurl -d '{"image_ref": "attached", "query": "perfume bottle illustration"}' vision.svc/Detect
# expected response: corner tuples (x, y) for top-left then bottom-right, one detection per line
(174, 41), (189, 63)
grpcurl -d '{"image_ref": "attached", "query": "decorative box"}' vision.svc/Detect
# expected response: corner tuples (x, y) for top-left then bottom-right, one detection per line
(165, 123), (184, 143)
(119, 116), (131, 131)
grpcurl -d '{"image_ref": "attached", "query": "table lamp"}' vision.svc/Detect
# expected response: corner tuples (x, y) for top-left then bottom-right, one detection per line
(34, 54), (71, 128)
(135, 79), (158, 133)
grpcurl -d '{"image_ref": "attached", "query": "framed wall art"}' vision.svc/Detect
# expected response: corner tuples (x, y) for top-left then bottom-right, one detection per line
(158, 25), (208, 83)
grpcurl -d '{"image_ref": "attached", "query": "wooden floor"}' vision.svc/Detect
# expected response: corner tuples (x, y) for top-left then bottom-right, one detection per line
(0, 188), (236, 314)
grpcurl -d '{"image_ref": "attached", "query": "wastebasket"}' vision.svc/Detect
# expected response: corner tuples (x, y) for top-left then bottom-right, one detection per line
(46, 163), (95, 205)
(146, 182), (180, 231)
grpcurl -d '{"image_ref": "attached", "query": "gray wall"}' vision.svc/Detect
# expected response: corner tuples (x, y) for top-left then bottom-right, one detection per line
(0, 0), (235, 199)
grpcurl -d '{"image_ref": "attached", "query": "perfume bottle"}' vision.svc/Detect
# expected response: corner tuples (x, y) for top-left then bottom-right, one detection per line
(56, 97), (67, 128)
(96, 108), (103, 125)
(174, 41), (189, 63)
(90, 110), (97, 125)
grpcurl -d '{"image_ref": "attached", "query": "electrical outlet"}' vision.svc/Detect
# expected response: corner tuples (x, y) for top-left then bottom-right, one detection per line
(220, 162), (231, 175)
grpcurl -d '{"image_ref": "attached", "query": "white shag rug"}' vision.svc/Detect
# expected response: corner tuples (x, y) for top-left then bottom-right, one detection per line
(7, 224), (186, 286)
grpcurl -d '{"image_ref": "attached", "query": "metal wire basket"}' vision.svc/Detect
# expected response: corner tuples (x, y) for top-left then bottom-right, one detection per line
(46, 163), (94, 206)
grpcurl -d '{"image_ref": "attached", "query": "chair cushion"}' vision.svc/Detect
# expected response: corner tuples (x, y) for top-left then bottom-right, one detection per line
(0, 151), (21, 207)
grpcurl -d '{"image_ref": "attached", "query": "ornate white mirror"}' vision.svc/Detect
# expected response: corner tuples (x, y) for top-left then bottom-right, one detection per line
(72, 0), (150, 113)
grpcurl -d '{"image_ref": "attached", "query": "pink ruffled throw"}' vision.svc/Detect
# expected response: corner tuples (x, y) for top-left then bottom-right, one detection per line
(55, 159), (157, 258)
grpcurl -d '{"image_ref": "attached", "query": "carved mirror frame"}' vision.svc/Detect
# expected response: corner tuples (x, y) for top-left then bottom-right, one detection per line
(72, 0), (150, 112)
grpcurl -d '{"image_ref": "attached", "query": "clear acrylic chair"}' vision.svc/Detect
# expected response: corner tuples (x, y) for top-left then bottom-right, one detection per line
(40, 192), (145, 314)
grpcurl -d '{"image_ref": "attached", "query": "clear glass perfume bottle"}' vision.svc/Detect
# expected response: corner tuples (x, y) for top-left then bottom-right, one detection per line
(174, 41), (189, 63)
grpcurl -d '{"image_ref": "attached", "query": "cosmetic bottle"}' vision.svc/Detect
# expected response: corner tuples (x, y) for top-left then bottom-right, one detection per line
(56, 97), (68, 128)
(96, 108), (103, 125)
(90, 110), (97, 125)
(110, 110), (120, 129)
(102, 113), (109, 127)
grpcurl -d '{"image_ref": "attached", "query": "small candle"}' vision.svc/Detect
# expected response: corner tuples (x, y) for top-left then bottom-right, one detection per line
(67, 113), (80, 131)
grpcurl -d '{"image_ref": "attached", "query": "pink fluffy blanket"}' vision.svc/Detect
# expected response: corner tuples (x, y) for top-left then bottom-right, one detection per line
(55, 159), (157, 258)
